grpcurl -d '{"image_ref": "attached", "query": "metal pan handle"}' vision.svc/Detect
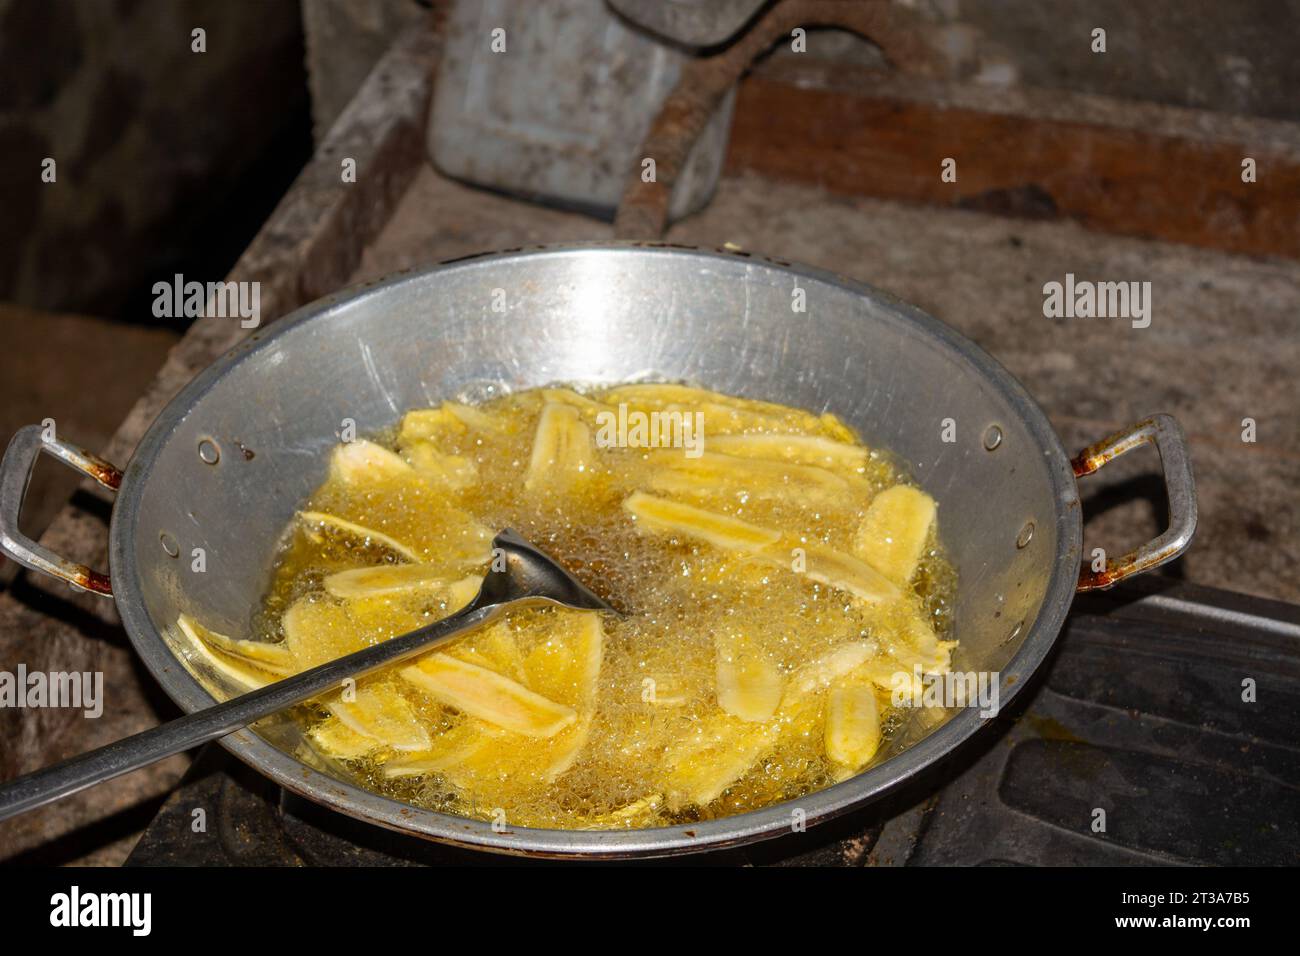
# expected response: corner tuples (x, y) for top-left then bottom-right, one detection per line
(0, 425), (122, 597)
(1071, 414), (1197, 592)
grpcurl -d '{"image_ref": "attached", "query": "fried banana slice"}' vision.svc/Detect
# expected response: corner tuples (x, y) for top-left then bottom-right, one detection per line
(323, 564), (448, 600)
(662, 713), (779, 809)
(400, 654), (577, 737)
(328, 439), (413, 484)
(707, 433), (869, 471)
(824, 678), (882, 773)
(854, 484), (937, 585)
(715, 634), (783, 722)
(177, 613), (294, 675)
(646, 451), (855, 507)
(297, 511), (423, 563)
(309, 717), (379, 760)
(526, 402), (595, 491)
(757, 542), (901, 604)
(327, 683), (431, 752)
(305, 436), (492, 566)
(177, 615), (287, 691)
(404, 442), (477, 490)
(624, 492), (780, 553)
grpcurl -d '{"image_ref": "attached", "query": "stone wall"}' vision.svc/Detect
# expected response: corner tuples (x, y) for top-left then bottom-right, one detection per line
(0, 0), (309, 317)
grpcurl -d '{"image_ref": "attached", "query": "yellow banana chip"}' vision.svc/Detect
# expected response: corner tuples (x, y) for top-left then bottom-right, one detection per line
(624, 492), (780, 553)
(178, 615), (281, 692)
(783, 641), (878, 707)
(522, 612), (604, 780)
(761, 542), (901, 604)
(707, 433), (869, 470)
(400, 654), (577, 737)
(444, 400), (508, 433)
(405, 442), (477, 489)
(383, 721), (503, 778)
(177, 613), (294, 675)
(715, 634), (783, 722)
(854, 485), (937, 585)
(526, 402), (594, 491)
(824, 678), (881, 771)
(540, 387), (616, 416)
(323, 564), (448, 600)
(647, 451), (853, 507)
(310, 716), (380, 760)
(329, 439), (413, 485)
(583, 793), (663, 828)
(887, 613), (958, 676)
(304, 432), (493, 566)
(297, 511), (423, 562)
(662, 713), (778, 809)
(281, 589), (440, 671)
(397, 405), (467, 448)
(328, 684), (431, 752)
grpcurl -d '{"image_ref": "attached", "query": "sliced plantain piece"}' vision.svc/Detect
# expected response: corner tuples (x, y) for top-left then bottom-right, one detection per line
(451, 618), (526, 683)
(520, 611), (604, 780)
(521, 612), (603, 706)
(760, 542), (901, 604)
(886, 612), (958, 676)
(641, 673), (691, 707)
(525, 402), (595, 491)
(281, 590), (430, 671)
(323, 564), (448, 600)
(852, 614), (957, 704)
(584, 793), (663, 828)
(816, 411), (859, 444)
(605, 384), (827, 432)
(176, 613), (294, 675)
(397, 405), (467, 448)
(444, 400), (509, 433)
(783, 641), (878, 707)
(824, 678), (882, 772)
(662, 713), (778, 809)
(715, 634), (784, 722)
(306, 432), (493, 566)
(329, 438), (414, 485)
(178, 615), (280, 691)
(400, 654), (577, 737)
(707, 433), (869, 471)
(647, 451), (854, 507)
(391, 611), (605, 790)
(382, 721), (502, 778)
(540, 387), (616, 417)
(404, 442), (477, 490)
(297, 511), (422, 562)
(854, 484), (937, 585)
(624, 492), (780, 553)
(309, 716), (380, 760)
(663, 641), (880, 809)
(327, 684), (431, 752)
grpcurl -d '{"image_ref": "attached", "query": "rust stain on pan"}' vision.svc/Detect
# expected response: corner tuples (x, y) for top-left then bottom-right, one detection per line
(69, 566), (113, 596)
(83, 458), (124, 491)
(1070, 447), (1112, 478)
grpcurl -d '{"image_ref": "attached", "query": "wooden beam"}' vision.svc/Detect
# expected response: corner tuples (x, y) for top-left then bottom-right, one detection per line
(728, 61), (1300, 260)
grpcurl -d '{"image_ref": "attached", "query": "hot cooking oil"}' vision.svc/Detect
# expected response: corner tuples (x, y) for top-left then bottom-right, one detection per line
(229, 383), (959, 830)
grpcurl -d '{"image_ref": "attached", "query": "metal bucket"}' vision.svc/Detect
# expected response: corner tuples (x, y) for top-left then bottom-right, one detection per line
(0, 244), (1196, 857)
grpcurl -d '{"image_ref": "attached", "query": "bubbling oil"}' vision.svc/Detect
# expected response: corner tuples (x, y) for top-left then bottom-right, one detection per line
(257, 384), (958, 830)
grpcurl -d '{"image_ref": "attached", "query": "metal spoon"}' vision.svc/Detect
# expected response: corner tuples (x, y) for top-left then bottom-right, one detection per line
(0, 529), (614, 822)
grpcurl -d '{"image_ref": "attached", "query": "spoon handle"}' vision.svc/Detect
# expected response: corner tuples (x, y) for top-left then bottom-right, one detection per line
(0, 601), (504, 822)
